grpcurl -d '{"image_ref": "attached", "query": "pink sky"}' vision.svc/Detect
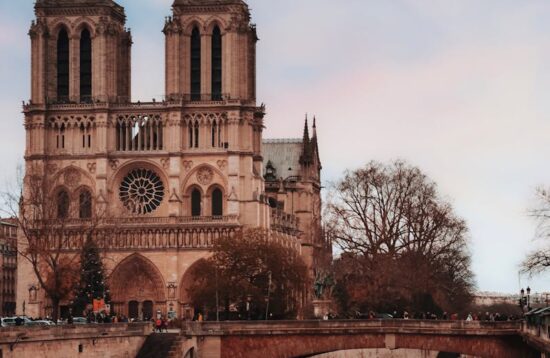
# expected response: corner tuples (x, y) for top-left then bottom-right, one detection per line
(2, 0), (550, 293)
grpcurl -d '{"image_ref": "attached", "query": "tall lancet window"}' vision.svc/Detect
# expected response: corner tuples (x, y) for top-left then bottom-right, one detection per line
(57, 28), (70, 100)
(191, 189), (201, 217)
(211, 26), (222, 100)
(190, 27), (201, 101)
(80, 29), (92, 101)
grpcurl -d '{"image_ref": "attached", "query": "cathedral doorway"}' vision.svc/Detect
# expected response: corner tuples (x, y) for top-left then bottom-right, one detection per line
(110, 254), (167, 319)
(143, 300), (154, 320)
(128, 301), (139, 319)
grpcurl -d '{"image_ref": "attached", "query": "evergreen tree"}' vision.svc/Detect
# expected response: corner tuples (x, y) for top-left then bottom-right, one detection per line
(72, 238), (111, 316)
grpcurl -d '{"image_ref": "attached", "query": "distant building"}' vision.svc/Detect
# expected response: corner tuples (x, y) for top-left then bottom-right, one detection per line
(0, 219), (17, 316)
(474, 291), (550, 308)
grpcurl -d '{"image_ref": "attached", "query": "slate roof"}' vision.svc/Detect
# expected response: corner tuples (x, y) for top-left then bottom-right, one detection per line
(263, 139), (303, 179)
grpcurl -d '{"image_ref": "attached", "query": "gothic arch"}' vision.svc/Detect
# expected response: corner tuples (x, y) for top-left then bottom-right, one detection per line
(110, 253), (167, 317)
(50, 165), (95, 190)
(205, 16), (227, 34)
(110, 160), (169, 191)
(50, 19), (73, 38)
(73, 17), (96, 38)
(182, 17), (205, 35)
(181, 164), (227, 192)
(178, 257), (210, 305)
(208, 185), (225, 216)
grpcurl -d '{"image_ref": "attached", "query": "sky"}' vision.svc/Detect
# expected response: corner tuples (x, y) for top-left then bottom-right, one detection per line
(1, 0), (550, 293)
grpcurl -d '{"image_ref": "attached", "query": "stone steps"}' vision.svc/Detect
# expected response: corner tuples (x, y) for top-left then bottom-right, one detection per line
(135, 333), (181, 358)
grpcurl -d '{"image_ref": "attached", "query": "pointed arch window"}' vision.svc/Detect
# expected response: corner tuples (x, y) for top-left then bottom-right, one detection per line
(191, 189), (201, 217)
(211, 121), (217, 147)
(56, 123), (66, 149)
(79, 189), (92, 219)
(57, 28), (70, 100)
(194, 121), (199, 148)
(188, 123), (194, 148)
(80, 29), (92, 102)
(212, 188), (223, 216)
(190, 27), (201, 101)
(57, 190), (69, 219)
(212, 26), (222, 100)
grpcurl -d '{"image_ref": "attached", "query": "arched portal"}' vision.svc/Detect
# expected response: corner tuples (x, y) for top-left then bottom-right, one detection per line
(179, 259), (208, 320)
(110, 254), (166, 320)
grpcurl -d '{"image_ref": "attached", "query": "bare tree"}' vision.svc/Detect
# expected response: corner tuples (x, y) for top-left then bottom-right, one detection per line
(1, 167), (105, 321)
(188, 229), (308, 320)
(327, 160), (474, 314)
(522, 188), (550, 275)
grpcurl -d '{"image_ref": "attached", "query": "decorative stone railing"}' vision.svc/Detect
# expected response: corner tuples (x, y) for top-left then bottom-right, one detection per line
(23, 95), (261, 112)
(51, 225), (239, 252)
(271, 209), (300, 236)
(61, 215), (240, 227)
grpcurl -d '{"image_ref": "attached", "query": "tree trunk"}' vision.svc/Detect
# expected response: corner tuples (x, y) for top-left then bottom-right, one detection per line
(51, 297), (60, 322)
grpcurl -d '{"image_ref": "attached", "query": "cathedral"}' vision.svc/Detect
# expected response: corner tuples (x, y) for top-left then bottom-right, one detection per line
(17, 0), (329, 319)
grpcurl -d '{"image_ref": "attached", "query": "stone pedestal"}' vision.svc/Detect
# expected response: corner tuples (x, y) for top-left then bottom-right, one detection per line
(312, 299), (332, 319)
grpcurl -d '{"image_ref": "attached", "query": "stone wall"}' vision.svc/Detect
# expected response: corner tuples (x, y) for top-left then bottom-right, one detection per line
(0, 323), (151, 358)
(183, 320), (540, 358)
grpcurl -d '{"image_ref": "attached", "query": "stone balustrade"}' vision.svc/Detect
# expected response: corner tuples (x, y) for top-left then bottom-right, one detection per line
(271, 209), (300, 235)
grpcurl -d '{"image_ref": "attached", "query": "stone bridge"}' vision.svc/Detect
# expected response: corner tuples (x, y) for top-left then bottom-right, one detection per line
(0, 320), (548, 358)
(180, 320), (542, 358)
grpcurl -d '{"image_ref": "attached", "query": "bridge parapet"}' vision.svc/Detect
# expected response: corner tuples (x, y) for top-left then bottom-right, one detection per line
(181, 320), (537, 358)
(183, 319), (522, 337)
(0, 323), (153, 358)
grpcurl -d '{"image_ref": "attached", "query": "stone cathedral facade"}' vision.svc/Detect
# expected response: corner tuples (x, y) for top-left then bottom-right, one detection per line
(18, 0), (329, 319)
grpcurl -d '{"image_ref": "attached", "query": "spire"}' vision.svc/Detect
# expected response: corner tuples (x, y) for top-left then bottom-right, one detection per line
(300, 114), (312, 166)
(303, 114), (310, 143)
(312, 116), (317, 139)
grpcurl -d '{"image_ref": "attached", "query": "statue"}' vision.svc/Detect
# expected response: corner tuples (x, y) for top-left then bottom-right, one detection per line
(313, 271), (334, 300)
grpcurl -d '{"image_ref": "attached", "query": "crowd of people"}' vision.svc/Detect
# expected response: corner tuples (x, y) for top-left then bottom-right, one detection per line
(355, 310), (521, 322)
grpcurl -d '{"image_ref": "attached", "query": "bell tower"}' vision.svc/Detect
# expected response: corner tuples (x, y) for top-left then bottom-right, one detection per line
(30, 0), (131, 104)
(164, 0), (257, 101)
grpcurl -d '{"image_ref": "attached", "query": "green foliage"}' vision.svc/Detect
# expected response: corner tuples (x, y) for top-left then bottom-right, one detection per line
(71, 238), (110, 316)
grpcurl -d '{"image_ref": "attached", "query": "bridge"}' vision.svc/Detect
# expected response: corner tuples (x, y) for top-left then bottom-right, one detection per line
(179, 320), (542, 358)
(0, 320), (548, 358)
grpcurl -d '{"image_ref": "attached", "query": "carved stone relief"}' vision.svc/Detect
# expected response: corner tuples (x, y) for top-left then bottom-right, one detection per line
(196, 167), (214, 185)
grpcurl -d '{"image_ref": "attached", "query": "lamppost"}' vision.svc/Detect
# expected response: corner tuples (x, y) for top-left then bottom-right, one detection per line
(519, 287), (532, 313)
(246, 294), (252, 320)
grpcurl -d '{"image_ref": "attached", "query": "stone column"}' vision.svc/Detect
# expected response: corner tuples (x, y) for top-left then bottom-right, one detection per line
(201, 33), (212, 98)
(69, 34), (79, 102)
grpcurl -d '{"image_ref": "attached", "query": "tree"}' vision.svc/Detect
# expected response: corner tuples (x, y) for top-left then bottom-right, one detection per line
(72, 237), (111, 316)
(187, 229), (308, 320)
(522, 188), (550, 274)
(1, 167), (103, 321)
(326, 160), (474, 316)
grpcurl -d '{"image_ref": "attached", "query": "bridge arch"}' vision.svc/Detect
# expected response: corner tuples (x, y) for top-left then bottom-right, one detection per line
(184, 321), (540, 358)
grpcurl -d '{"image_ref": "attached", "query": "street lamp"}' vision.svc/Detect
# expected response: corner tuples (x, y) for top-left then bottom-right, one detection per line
(527, 287), (531, 311)
(519, 287), (532, 313)
(246, 294), (252, 320)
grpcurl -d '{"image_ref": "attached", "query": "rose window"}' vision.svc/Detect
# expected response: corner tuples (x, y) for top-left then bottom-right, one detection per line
(119, 169), (165, 214)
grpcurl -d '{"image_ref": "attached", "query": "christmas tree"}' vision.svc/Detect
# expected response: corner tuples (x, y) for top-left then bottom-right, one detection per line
(72, 237), (111, 316)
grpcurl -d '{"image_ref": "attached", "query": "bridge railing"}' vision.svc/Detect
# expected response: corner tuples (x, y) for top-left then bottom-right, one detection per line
(181, 319), (522, 336)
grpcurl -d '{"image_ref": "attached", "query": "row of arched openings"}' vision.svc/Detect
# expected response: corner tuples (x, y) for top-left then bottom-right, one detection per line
(187, 119), (223, 149)
(190, 26), (222, 101)
(56, 28), (92, 101)
(58, 187), (222, 218)
(191, 188), (223, 217)
(57, 188), (92, 219)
